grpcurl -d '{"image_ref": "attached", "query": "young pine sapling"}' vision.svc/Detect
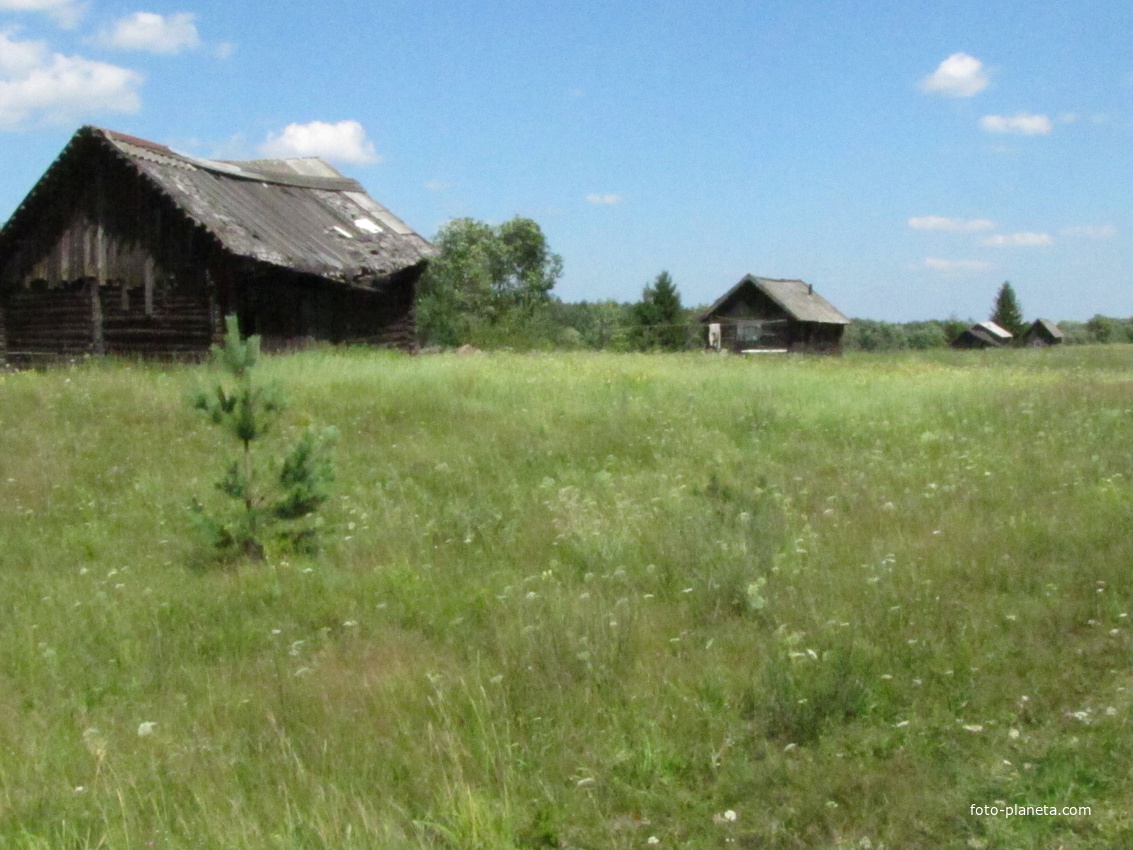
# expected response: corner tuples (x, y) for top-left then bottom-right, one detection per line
(190, 316), (336, 562)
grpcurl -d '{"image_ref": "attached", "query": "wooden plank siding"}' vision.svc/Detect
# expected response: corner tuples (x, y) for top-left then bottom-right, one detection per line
(0, 127), (431, 359)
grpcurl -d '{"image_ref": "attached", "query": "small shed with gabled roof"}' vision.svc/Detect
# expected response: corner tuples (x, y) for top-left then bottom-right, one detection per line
(950, 320), (1013, 349)
(1019, 318), (1064, 347)
(700, 274), (851, 354)
(0, 125), (436, 360)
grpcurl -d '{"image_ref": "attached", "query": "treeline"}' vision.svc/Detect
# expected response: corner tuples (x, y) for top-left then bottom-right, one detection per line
(417, 216), (1131, 352)
(844, 316), (1133, 351)
(416, 216), (703, 351)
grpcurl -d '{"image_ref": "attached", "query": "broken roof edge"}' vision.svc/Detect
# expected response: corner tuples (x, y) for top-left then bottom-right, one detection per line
(94, 127), (365, 192)
(238, 252), (432, 293)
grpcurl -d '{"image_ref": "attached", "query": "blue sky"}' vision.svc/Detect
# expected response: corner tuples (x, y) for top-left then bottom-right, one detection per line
(0, 0), (1129, 321)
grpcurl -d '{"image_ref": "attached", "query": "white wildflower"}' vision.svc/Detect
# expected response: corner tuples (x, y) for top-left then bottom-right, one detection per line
(137, 722), (156, 737)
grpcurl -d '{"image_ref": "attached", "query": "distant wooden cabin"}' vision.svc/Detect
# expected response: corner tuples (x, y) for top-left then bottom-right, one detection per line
(0, 126), (436, 360)
(1019, 318), (1064, 347)
(701, 275), (850, 354)
(950, 321), (1013, 349)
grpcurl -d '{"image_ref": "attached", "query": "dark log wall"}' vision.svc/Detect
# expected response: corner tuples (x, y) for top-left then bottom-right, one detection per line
(787, 321), (845, 354)
(338, 266), (417, 350)
(238, 265), (418, 351)
(3, 210), (213, 356)
(102, 287), (212, 354)
(2, 283), (94, 354)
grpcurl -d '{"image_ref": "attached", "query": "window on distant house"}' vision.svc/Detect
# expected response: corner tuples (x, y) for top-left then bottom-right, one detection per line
(738, 322), (762, 343)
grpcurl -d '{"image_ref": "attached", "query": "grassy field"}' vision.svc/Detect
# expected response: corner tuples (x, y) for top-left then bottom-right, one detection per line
(0, 345), (1131, 849)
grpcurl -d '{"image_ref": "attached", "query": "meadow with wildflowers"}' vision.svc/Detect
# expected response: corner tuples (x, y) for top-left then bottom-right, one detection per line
(0, 345), (1131, 848)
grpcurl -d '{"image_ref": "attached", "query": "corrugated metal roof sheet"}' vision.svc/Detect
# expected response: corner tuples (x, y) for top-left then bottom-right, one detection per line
(6, 126), (435, 289)
(701, 275), (851, 325)
(1032, 318), (1064, 339)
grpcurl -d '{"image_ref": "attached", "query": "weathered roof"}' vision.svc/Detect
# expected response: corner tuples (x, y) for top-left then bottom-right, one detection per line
(1029, 318), (1064, 339)
(701, 275), (851, 325)
(975, 320), (1013, 340)
(951, 325), (1006, 348)
(0, 126), (436, 288)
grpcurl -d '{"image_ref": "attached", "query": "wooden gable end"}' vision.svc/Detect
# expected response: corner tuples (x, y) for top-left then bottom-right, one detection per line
(704, 280), (790, 351)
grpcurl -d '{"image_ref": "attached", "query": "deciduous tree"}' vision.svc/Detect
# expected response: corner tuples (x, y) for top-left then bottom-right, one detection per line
(417, 217), (563, 346)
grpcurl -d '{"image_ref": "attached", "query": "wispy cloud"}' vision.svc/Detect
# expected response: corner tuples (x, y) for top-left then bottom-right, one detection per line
(924, 258), (994, 272)
(981, 232), (1053, 247)
(0, 0), (83, 28)
(0, 30), (141, 129)
(1059, 224), (1116, 240)
(259, 120), (381, 164)
(921, 53), (988, 98)
(96, 12), (200, 54)
(909, 215), (995, 233)
(424, 180), (452, 191)
(586, 193), (622, 205)
(979, 113), (1052, 135)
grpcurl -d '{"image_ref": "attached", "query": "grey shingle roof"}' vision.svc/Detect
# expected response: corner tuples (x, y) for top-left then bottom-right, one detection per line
(2, 126), (435, 290)
(701, 275), (850, 324)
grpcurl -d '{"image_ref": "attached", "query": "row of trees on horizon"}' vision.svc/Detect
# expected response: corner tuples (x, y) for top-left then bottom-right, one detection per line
(415, 217), (1133, 352)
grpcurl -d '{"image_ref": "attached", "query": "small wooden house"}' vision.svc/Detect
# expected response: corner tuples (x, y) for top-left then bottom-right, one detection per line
(0, 126), (436, 360)
(1018, 318), (1064, 347)
(701, 275), (850, 354)
(950, 321), (1013, 349)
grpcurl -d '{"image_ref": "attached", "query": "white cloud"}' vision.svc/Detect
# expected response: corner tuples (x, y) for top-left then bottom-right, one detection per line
(424, 180), (452, 191)
(908, 215), (995, 233)
(979, 113), (1052, 135)
(924, 258), (994, 272)
(0, 31), (142, 129)
(0, 0), (83, 28)
(921, 53), (988, 98)
(97, 12), (200, 54)
(586, 193), (622, 205)
(1060, 224), (1117, 240)
(259, 120), (381, 164)
(980, 232), (1053, 247)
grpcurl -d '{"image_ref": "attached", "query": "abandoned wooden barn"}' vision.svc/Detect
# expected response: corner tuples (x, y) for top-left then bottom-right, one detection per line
(950, 321), (1013, 349)
(1018, 318), (1064, 347)
(701, 275), (851, 354)
(0, 126), (435, 360)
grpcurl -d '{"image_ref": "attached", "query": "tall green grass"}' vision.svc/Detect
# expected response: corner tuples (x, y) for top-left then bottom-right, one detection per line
(0, 346), (1130, 848)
